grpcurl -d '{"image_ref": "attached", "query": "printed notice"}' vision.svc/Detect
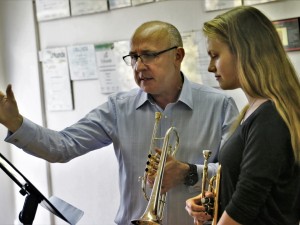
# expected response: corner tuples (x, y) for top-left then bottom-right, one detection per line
(180, 31), (219, 87)
(40, 47), (73, 111)
(132, 0), (154, 6)
(244, 0), (277, 5)
(70, 0), (108, 16)
(113, 40), (136, 91)
(95, 43), (120, 94)
(204, 0), (242, 11)
(35, 0), (70, 22)
(108, 0), (131, 10)
(67, 44), (98, 81)
(181, 31), (202, 84)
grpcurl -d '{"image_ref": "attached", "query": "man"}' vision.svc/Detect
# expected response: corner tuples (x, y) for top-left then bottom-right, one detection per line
(0, 21), (238, 225)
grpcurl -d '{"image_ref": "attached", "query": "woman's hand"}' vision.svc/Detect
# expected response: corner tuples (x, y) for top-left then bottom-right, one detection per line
(185, 193), (212, 224)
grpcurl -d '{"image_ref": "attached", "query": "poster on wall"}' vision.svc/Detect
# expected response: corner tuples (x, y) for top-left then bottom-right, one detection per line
(132, 0), (155, 6)
(181, 31), (202, 84)
(180, 31), (219, 88)
(40, 47), (73, 111)
(108, 0), (131, 10)
(113, 40), (137, 91)
(95, 43), (121, 94)
(70, 0), (108, 16)
(67, 44), (98, 81)
(35, 0), (70, 22)
(273, 18), (300, 52)
(243, 0), (278, 6)
(204, 0), (242, 11)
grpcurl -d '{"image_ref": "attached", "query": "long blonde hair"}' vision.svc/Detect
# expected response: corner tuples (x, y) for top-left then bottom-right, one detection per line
(203, 6), (300, 163)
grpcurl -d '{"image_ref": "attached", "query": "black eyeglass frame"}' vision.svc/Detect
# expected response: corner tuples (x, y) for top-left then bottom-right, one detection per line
(122, 46), (178, 66)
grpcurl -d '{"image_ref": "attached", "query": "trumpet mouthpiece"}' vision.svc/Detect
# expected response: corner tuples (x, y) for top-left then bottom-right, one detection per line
(203, 150), (212, 159)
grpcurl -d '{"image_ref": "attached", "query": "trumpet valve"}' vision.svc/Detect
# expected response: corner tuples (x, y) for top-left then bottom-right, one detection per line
(201, 196), (214, 205)
(145, 166), (154, 174)
(145, 154), (159, 174)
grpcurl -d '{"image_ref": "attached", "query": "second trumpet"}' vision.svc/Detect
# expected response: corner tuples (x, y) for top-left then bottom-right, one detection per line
(201, 150), (221, 225)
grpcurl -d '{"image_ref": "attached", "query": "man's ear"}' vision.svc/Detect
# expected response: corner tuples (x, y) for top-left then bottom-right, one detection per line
(175, 47), (185, 63)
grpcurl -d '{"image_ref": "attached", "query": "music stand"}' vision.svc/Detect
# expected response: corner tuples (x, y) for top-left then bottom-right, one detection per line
(0, 152), (84, 225)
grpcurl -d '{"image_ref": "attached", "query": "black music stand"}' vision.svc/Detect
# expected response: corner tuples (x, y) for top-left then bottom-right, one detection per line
(0, 152), (84, 225)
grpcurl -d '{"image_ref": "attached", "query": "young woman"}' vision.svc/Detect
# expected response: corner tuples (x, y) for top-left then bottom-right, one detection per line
(185, 6), (300, 225)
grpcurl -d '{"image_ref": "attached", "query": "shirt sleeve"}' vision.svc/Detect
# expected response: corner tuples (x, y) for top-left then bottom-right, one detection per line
(5, 101), (116, 163)
(190, 96), (239, 193)
(187, 163), (219, 193)
(220, 97), (239, 149)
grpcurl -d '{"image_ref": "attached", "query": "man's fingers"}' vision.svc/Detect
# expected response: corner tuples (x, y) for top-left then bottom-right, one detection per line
(6, 84), (15, 100)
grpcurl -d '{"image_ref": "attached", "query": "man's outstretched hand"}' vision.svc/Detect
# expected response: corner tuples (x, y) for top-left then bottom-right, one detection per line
(0, 84), (23, 132)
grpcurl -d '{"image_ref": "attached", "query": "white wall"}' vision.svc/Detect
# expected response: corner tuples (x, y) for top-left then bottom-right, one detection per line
(0, 6), (14, 221)
(0, 1), (53, 224)
(1, 0), (300, 224)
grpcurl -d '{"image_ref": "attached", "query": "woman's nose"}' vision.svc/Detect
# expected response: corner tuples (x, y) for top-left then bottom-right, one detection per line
(208, 63), (216, 73)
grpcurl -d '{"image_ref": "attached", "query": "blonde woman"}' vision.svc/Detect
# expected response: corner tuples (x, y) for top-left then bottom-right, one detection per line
(186, 6), (300, 225)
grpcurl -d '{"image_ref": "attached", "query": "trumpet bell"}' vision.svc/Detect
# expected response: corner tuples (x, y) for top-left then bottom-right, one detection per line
(131, 218), (160, 225)
(131, 209), (161, 225)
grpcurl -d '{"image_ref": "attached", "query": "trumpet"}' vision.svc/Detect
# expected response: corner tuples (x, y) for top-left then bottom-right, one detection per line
(131, 112), (179, 225)
(201, 150), (221, 225)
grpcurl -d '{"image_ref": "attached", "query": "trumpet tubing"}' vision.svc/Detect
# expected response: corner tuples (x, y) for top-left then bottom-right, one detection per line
(212, 165), (221, 224)
(131, 112), (179, 225)
(201, 150), (221, 225)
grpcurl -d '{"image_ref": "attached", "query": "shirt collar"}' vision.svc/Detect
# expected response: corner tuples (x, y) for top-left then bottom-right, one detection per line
(136, 72), (193, 110)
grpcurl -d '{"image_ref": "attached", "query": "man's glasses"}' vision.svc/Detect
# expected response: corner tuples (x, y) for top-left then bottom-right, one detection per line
(122, 46), (178, 67)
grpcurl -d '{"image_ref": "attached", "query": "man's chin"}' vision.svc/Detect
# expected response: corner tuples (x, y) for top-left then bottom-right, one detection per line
(140, 83), (154, 93)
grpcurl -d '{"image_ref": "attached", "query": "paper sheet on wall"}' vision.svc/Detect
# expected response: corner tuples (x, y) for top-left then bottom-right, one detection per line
(108, 0), (131, 10)
(204, 0), (242, 11)
(40, 47), (73, 111)
(180, 31), (219, 87)
(112, 40), (136, 91)
(70, 0), (108, 16)
(95, 43), (121, 94)
(67, 44), (98, 81)
(132, 0), (154, 6)
(181, 31), (202, 84)
(243, 0), (277, 5)
(35, 0), (70, 22)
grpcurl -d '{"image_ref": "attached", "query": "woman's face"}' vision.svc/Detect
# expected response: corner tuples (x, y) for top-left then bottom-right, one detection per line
(206, 38), (240, 90)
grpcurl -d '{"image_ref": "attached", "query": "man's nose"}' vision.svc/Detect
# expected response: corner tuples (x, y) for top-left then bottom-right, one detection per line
(134, 57), (146, 71)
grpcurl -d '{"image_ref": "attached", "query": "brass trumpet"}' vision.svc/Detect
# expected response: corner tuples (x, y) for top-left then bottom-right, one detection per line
(201, 150), (221, 225)
(131, 112), (179, 225)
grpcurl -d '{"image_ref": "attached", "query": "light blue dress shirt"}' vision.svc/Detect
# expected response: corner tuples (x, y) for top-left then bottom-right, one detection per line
(6, 74), (239, 225)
